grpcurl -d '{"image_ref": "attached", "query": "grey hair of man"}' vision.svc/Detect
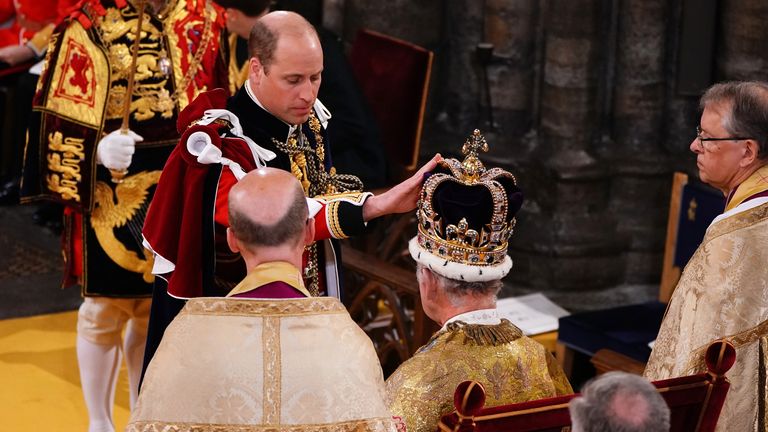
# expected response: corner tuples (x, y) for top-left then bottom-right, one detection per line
(416, 263), (502, 302)
(700, 80), (768, 161)
(228, 179), (308, 248)
(569, 372), (670, 432)
(248, 11), (318, 73)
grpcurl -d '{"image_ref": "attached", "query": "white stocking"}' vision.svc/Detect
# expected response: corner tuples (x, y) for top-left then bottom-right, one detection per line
(76, 335), (120, 432)
(123, 320), (147, 410)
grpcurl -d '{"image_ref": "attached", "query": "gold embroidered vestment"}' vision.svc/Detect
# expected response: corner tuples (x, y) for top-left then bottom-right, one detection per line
(645, 199), (768, 431)
(385, 320), (573, 432)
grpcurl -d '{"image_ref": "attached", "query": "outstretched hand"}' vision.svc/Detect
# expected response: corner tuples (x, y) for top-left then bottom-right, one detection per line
(362, 153), (442, 222)
(0, 45), (35, 66)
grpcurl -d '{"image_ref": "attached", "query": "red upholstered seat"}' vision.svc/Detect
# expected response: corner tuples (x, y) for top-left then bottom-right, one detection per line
(348, 29), (433, 174)
(438, 340), (735, 432)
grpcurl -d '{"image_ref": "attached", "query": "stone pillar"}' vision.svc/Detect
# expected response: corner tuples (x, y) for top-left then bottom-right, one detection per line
(433, 0), (486, 141)
(482, 0), (538, 158)
(718, 0), (768, 81)
(507, 0), (625, 310)
(608, 0), (670, 285)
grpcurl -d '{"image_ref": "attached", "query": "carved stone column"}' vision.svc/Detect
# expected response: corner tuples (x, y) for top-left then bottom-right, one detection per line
(607, 0), (670, 284)
(718, 0), (768, 80)
(482, 0), (538, 154)
(507, 0), (625, 309)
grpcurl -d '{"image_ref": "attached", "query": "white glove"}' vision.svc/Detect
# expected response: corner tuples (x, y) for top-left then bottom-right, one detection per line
(96, 129), (143, 170)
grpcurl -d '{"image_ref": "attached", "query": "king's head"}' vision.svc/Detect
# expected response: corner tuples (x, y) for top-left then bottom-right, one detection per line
(409, 129), (524, 282)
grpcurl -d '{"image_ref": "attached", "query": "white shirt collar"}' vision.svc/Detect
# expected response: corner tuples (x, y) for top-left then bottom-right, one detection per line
(441, 308), (501, 331)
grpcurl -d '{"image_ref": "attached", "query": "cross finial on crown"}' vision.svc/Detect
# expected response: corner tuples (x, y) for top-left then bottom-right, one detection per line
(462, 129), (489, 157)
(460, 129), (489, 181)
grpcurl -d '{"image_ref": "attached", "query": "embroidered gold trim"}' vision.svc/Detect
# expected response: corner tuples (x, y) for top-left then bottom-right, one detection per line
(444, 319), (523, 346)
(164, 0), (215, 109)
(314, 191), (370, 205)
(182, 297), (348, 316)
(45, 20), (109, 127)
(263, 316), (280, 424)
(725, 165), (768, 212)
(705, 202), (768, 242)
(126, 417), (397, 432)
(687, 319), (768, 374)
(327, 200), (347, 239)
(46, 132), (85, 202)
(90, 170), (160, 282)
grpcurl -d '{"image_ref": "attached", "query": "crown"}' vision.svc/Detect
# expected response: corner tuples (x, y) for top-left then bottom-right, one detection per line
(409, 129), (523, 282)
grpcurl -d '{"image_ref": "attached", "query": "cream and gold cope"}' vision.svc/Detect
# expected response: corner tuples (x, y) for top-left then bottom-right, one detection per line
(129, 297), (398, 432)
(645, 166), (768, 432)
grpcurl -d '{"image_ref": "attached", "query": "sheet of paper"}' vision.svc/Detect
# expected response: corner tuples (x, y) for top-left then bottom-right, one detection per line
(497, 293), (570, 336)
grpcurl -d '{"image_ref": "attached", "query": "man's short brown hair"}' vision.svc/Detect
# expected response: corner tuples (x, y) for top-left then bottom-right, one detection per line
(228, 184), (308, 247)
(701, 81), (768, 161)
(248, 12), (318, 73)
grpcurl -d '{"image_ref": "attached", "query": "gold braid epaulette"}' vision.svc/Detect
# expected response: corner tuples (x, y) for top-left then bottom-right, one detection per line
(444, 319), (523, 346)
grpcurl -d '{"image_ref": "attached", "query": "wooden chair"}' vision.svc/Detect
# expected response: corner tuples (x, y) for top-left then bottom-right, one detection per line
(341, 30), (438, 371)
(555, 172), (724, 376)
(438, 340), (735, 432)
(345, 29), (435, 266)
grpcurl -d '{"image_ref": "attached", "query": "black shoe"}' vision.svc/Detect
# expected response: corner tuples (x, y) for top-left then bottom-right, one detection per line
(0, 178), (20, 205)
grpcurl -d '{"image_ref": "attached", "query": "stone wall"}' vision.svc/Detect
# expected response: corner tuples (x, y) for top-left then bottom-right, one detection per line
(328, 0), (768, 311)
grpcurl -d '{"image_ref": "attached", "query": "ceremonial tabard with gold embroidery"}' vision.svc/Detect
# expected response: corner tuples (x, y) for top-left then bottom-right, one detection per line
(21, 0), (229, 296)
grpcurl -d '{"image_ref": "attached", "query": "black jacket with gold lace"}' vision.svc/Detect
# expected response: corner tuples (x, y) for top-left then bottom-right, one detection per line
(20, 0), (229, 296)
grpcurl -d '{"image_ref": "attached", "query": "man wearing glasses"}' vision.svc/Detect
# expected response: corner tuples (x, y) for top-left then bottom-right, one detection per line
(644, 81), (768, 431)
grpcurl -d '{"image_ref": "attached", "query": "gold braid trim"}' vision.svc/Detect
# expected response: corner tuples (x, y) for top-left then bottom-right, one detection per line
(685, 318), (768, 374)
(326, 200), (347, 239)
(126, 418), (397, 432)
(443, 319), (523, 346)
(273, 112), (363, 198)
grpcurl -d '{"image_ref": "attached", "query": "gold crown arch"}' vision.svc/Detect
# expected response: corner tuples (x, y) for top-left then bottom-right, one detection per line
(416, 130), (518, 267)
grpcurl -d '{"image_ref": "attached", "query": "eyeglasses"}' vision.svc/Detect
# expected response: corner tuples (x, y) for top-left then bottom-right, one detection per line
(694, 125), (751, 152)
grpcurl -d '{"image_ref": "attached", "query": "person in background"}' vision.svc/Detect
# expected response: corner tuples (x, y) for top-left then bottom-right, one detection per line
(19, 1), (229, 430)
(569, 372), (670, 432)
(212, 0), (388, 188)
(644, 81), (768, 431)
(141, 10), (438, 381)
(0, 0), (78, 206)
(128, 168), (400, 432)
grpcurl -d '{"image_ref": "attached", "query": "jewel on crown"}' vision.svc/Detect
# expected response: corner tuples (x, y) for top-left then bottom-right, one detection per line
(415, 129), (520, 267)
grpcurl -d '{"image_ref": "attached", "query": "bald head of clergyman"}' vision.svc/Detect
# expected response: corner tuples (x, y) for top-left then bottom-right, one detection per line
(227, 168), (314, 269)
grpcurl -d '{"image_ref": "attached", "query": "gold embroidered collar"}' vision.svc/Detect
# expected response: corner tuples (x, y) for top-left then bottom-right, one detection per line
(226, 261), (310, 298)
(440, 319), (523, 346)
(725, 165), (768, 212)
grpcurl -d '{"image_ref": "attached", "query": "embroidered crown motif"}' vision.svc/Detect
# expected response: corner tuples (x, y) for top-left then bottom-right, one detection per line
(416, 129), (519, 267)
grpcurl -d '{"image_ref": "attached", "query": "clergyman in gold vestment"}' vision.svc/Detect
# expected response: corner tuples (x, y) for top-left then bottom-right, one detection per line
(385, 130), (573, 432)
(644, 81), (768, 432)
(129, 169), (398, 431)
